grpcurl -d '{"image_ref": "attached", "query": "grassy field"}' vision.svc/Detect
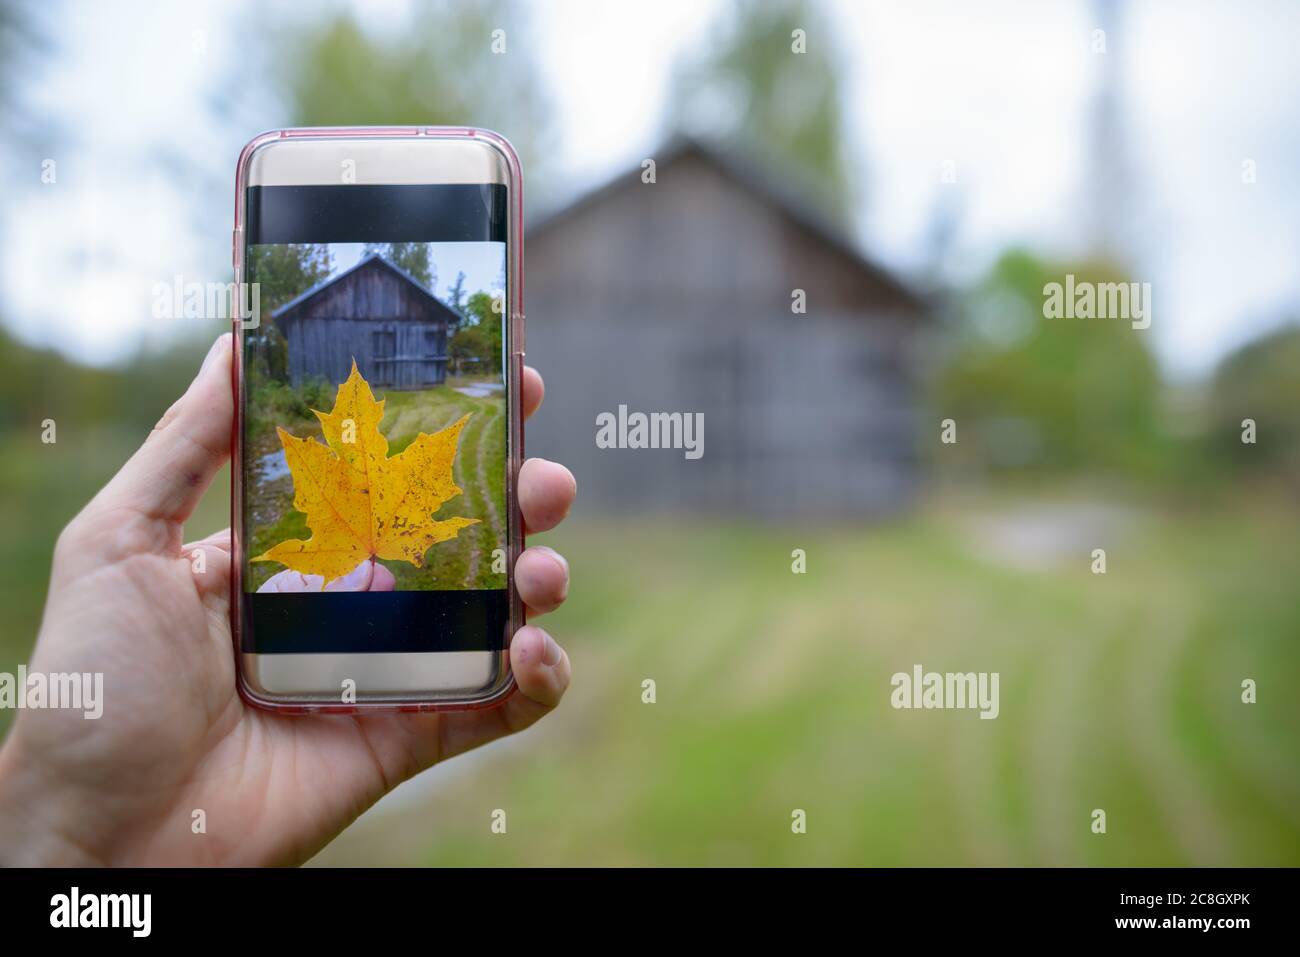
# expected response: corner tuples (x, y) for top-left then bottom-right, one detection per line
(311, 493), (1300, 867)
(3, 419), (1298, 864)
(244, 376), (507, 591)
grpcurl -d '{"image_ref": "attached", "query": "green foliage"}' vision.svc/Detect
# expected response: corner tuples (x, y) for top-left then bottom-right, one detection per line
(247, 243), (332, 314)
(937, 250), (1169, 478)
(465, 290), (502, 342)
(1206, 323), (1300, 479)
(363, 242), (436, 291)
(245, 365), (332, 443)
(246, 243), (333, 382)
(449, 290), (503, 373)
(449, 323), (495, 374)
(673, 0), (854, 221)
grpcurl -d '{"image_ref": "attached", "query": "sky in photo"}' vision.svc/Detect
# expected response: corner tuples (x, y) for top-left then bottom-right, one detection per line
(330, 242), (505, 303)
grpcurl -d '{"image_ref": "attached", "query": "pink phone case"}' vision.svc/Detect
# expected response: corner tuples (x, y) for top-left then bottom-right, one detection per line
(230, 127), (526, 714)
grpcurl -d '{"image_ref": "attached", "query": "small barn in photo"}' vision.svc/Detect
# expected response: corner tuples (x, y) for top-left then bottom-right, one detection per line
(524, 136), (930, 519)
(273, 253), (457, 390)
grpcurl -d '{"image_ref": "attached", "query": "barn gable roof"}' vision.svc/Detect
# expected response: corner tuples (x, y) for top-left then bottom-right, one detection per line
(271, 253), (455, 322)
(528, 134), (926, 313)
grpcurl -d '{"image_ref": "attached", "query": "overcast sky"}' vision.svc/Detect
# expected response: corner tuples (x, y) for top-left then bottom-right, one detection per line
(3, 0), (1298, 378)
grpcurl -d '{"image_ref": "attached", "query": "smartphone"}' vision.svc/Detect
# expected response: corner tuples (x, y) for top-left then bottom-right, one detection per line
(231, 127), (524, 712)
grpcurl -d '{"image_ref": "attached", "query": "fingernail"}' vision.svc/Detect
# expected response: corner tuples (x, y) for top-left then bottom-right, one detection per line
(325, 558), (372, 591)
(529, 546), (568, 602)
(199, 334), (231, 375)
(535, 545), (569, 577)
(541, 630), (562, 667)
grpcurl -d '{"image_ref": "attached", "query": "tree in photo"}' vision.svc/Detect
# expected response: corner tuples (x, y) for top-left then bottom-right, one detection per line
(246, 243), (333, 381)
(446, 270), (469, 321)
(449, 289), (503, 375)
(363, 242), (436, 292)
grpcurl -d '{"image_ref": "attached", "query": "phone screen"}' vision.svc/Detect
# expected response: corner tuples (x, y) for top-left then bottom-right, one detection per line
(239, 184), (510, 656)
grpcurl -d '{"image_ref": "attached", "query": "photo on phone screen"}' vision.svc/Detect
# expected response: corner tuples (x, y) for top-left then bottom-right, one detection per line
(238, 187), (512, 661)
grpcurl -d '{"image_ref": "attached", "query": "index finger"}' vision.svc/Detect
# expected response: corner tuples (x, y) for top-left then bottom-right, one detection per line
(88, 334), (233, 530)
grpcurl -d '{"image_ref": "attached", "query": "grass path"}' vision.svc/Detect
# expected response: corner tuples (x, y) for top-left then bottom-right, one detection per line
(475, 403), (505, 545)
(382, 385), (506, 590)
(451, 410), (483, 584)
(1120, 605), (1228, 863)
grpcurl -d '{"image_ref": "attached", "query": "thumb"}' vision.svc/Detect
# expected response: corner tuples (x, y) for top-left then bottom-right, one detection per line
(83, 334), (234, 548)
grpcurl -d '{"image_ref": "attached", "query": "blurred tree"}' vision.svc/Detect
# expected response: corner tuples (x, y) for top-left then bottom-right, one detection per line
(1206, 323), (1300, 485)
(672, 0), (855, 221)
(0, 0), (52, 148)
(936, 250), (1170, 478)
(276, 0), (549, 175)
(363, 242), (436, 291)
(0, 325), (210, 435)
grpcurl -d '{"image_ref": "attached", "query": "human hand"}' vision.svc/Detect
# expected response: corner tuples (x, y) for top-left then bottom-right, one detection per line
(0, 334), (576, 865)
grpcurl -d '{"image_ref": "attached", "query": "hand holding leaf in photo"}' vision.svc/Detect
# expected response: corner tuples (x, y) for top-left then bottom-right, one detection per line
(253, 361), (478, 587)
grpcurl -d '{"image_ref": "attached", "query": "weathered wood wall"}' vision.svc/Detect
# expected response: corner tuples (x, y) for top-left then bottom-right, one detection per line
(523, 147), (926, 519)
(277, 260), (451, 390)
(282, 317), (447, 390)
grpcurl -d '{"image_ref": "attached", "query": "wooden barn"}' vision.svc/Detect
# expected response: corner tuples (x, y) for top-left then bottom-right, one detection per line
(273, 253), (456, 390)
(523, 136), (929, 519)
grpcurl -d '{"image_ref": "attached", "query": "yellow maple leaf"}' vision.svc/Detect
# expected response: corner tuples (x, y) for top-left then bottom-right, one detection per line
(253, 361), (479, 587)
